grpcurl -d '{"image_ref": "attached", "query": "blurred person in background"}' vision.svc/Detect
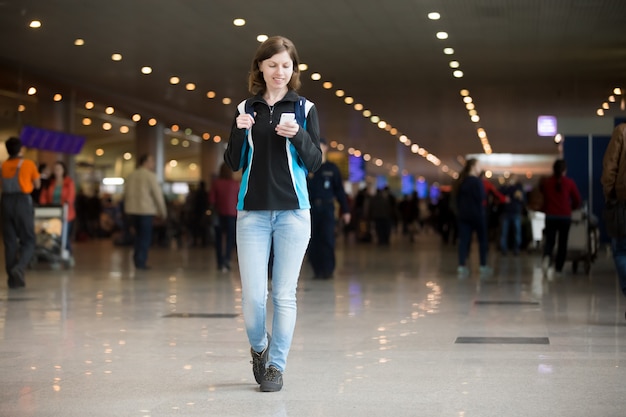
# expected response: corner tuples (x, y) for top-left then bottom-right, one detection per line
(307, 138), (350, 279)
(39, 161), (76, 264)
(1, 137), (40, 288)
(540, 159), (581, 277)
(601, 123), (626, 318)
(209, 164), (240, 272)
(123, 154), (167, 270)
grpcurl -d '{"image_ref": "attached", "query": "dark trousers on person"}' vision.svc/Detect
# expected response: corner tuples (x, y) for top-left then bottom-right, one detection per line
(2, 193), (36, 287)
(309, 205), (337, 278)
(543, 216), (571, 272)
(374, 218), (392, 245)
(131, 214), (154, 269)
(214, 215), (236, 270)
(611, 237), (626, 297)
(458, 216), (488, 266)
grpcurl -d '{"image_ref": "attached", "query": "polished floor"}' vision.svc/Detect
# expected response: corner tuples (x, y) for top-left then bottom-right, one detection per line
(1, 231), (625, 417)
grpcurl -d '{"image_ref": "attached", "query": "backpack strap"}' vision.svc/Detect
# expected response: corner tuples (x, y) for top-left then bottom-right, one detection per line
(236, 99), (252, 171)
(295, 96), (313, 130)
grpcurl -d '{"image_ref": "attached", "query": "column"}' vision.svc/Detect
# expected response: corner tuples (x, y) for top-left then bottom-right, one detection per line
(135, 120), (165, 183)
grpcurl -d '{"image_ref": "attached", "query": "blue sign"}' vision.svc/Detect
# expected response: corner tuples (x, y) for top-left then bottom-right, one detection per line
(20, 126), (86, 154)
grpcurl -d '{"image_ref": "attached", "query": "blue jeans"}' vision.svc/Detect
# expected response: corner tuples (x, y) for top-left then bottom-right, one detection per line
(131, 214), (154, 268)
(611, 237), (626, 297)
(500, 214), (521, 253)
(458, 216), (488, 267)
(236, 209), (311, 372)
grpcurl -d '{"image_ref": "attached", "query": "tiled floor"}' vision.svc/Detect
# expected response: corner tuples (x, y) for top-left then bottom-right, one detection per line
(1, 233), (625, 417)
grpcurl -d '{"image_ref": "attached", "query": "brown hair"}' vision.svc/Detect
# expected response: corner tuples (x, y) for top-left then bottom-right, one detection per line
(248, 36), (301, 95)
(218, 162), (233, 180)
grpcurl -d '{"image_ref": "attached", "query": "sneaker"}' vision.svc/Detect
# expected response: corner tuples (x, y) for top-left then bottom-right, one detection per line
(260, 365), (283, 392)
(479, 265), (493, 276)
(457, 265), (469, 276)
(250, 334), (271, 384)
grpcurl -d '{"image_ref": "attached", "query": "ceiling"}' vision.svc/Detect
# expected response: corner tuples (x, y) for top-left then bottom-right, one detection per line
(0, 0), (625, 183)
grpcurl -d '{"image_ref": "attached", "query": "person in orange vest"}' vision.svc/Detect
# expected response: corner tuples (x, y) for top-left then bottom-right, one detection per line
(1, 137), (41, 288)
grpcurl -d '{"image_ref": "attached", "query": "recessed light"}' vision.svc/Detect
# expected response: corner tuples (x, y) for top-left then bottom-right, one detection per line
(428, 12), (441, 20)
(170, 76), (180, 84)
(436, 32), (448, 40)
(111, 54), (122, 61)
(141, 66), (152, 75)
(443, 48), (454, 55)
(29, 20), (42, 29)
(74, 39), (85, 46)
(233, 18), (246, 27)
(257, 34), (268, 42)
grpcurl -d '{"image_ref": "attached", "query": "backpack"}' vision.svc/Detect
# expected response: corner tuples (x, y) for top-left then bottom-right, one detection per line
(236, 96), (311, 171)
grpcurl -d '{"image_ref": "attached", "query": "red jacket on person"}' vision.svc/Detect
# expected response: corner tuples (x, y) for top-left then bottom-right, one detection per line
(40, 176), (76, 221)
(540, 175), (581, 217)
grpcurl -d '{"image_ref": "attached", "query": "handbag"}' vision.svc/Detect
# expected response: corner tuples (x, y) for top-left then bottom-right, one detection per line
(603, 199), (626, 238)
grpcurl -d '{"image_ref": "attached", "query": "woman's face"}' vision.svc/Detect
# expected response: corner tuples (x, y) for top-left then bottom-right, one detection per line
(259, 50), (293, 91)
(54, 163), (64, 178)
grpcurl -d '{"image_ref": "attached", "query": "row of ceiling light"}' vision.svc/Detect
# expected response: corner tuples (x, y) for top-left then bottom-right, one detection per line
(596, 87), (625, 117)
(427, 12), (493, 159)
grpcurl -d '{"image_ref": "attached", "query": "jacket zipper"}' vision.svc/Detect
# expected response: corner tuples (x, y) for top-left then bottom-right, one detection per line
(269, 105), (274, 124)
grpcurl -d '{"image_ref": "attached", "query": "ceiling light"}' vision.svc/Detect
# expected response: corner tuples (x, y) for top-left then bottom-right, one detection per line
(123, 153), (132, 160)
(370, 116), (380, 123)
(469, 109), (477, 116)
(170, 76), (180, 85)
(436, 32), (448, 40)
(597, 109), (605, 116)
(27, 87), (37, 95)
(614, 88), (622, 95)
(463, 96), (473, 103)
(185, 128), (192, 135)
(148, 118), (157, 126)
(74, 39), (85, 46)
(335, 90), (345, 97)
(443, 48), (454, 55)
(465, 103), (475, 110)
(206, 91), (216, 98)
(53, 94), (62, 102)
(609, 95), (616, 102)
(82, 118), (92, 126)
(449, 61), (460, 68)
(257, 35), (268, 42)
(354, 103), (363, 111)
(378, 121), (387, 129)
(233, 18), (246, 27)
(344, 97), (354, 104)
(222, 98), (232, 105)
(29, 20), (42, 28)
(363, 154), (371, 161)
(189, 163), (198, 171)
(460, 89), (469, 96)
(111, 53), (122, 61)
(171, 138), (179, 145)
(399, 135), (407, 143)
(120, 126), (130, 134)
(141, 66), (152, 74)
(602, 102), (609, 110)
(202, 133), (211, 140)
(182, 140), (190, 148)
(323, 82), (333, 89)
(298, 63), (308, 71)
(213, 135), (222, 143)
(337, 144), (344, 151)
(311, 73), (321, 81)
(85, 101), (94, 109)
(453, 70), (464, 78)
(95, 148), (104, 156)
(185, 83), (196, 91)
(105, 106), (114, 114)
(132, 114), (141, 122)
(375, 159), (383, 167)
(171, 124), (179, 132)
(390, 128), (398, 135)
(348, 147), (355, 155)
(428, 12), (441, 20)
(470, 115), (480, 122)
(362, 110), (371, 118)
(169, 160), (178, 167)
(102, 122), (112, 130)
(411, 144), (419, 153)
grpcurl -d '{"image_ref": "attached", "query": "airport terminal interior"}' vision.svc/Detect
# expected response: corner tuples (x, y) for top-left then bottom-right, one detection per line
(1, 1), (626, 416)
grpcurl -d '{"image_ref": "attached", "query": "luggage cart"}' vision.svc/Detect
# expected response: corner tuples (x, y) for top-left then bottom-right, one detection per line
(566, 202), (599, 274)
(528, 210), (545, 250)
(32, 204), (71, 269)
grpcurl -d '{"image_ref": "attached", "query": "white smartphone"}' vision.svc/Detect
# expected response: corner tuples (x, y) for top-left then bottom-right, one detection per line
(279, 112), (295, 125)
